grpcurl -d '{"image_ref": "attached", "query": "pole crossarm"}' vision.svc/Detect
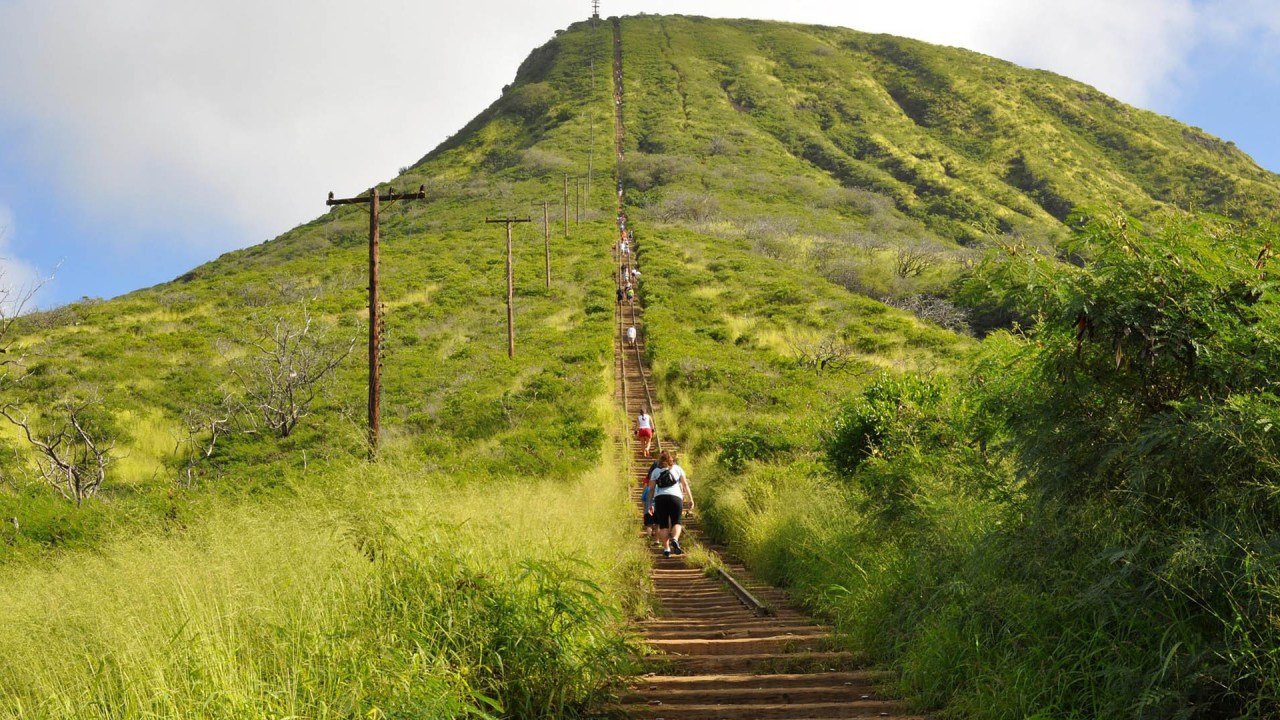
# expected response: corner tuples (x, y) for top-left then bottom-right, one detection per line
(327, 185), (427, 206)
(485, 217), (533, 224)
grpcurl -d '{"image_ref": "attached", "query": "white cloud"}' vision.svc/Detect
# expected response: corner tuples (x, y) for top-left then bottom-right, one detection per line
(0, 0), (1275, 271)
(0, 206), (46, 315)
(0, 0), (581, 250)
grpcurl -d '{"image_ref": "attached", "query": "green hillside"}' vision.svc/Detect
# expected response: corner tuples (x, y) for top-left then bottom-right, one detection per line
(619, 15), (1280, 238)
(0, 12), (1276, 720)
(613, 15), (1280, 720)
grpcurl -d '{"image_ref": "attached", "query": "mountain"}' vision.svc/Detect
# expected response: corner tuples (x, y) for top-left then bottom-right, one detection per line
(0, 13), (1276, 720)
(617, 15), (1280, 241)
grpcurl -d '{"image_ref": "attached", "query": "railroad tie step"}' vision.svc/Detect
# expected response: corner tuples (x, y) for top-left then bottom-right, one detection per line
(651, 650), (860, 675)
(620, 699), (911, 720)
(646, 634), (833, 656)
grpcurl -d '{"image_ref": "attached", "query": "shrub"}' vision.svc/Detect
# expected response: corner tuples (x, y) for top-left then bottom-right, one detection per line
(505, 82), (558, 121)
(718, 426), (791, 473)
(520, 147), (574, 176)
(656, 192), (719, 222)
(622, 154), (694, 191)
(823, 373), (943, 478)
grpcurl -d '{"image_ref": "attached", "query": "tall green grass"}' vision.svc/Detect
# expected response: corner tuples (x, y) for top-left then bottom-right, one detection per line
(0, 441), (646, 719)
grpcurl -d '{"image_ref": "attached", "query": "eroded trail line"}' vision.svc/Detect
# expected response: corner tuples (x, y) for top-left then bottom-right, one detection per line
(610, 17), (920, 720)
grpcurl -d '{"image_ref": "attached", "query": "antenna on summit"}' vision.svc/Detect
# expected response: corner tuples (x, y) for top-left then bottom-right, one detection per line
(591, 0), (600, 20)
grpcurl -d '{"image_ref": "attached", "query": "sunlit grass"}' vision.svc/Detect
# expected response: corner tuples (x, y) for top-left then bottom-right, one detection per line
(0, 446), (646, 720)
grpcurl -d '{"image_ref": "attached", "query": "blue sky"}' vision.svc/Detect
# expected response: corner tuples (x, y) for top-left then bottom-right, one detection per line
(1, 0), (1278, 308)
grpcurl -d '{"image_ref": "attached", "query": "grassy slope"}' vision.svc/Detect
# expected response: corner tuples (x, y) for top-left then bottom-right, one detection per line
(0, 19), (655, 719)
(616, 14), (1280, 720)
(4, 11), (1279, 718)
(3, 21), (616, 555)
(620, 15), (1280, 244)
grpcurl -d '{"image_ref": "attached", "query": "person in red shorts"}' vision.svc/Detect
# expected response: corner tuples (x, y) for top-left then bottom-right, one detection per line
(636, 409), (654, 457)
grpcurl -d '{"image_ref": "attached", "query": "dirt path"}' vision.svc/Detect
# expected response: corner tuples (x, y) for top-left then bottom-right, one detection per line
(608, 17), (922, 720)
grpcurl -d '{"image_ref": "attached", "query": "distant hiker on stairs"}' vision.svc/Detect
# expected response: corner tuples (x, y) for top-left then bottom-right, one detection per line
(636, 409), (655, 456)
(647, 450), (693, 558)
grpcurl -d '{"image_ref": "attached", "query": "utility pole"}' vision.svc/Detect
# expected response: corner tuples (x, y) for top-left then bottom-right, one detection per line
(563, 174), (570, 238)
(542, 201), (551, 288)
(575, 177), (581, 224)
(326, 184), (427, 457)
(485, 216), (532, 358)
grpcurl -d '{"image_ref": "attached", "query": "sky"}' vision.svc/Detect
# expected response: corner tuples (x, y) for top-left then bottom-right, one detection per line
(1, 0), (1278, 307)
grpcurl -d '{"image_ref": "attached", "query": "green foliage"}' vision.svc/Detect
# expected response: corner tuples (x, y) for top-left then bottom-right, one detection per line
(0, 460), (645, 719)
(823, 373), (943, 478)
(680, 208), (1280, 718)
(5, 11), (1280, 718)
(717, 425), (790, 473)
(976, 210), (1280, 509)
(505, 82), (560, 122)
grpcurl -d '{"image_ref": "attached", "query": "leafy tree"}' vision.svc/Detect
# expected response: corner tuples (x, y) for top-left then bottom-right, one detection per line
(976, 210), (1280, 512)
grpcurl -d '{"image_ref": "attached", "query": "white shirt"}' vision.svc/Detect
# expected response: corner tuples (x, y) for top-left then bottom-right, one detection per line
(637, 413), (652, 429)
(626, 327), (637, 342)
(649, 464), (687, 498)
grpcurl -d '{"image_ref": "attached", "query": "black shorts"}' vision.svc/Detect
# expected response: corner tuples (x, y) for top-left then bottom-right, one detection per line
(643, 508), (657, 527)
(653, 494), (683, 529)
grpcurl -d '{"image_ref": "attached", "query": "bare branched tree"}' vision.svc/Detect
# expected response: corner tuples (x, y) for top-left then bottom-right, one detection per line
(228, 307), (357, 438)
(894, 244), (937, 279)
(787, 333), (858, 375)
(0, 400), (115, 505)
(887, 295), (973, 335)
(173, 394), (238, 486)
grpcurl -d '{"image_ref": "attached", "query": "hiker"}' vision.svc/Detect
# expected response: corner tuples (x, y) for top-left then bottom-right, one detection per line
(620, 239), (630, 257)
(626, 325), (638, 347)
(636, 409), (654, 456)
(626, 285), (635, 303)
(630, 267), (641, 282)
(647, 451), (693, 558)
(639, 472), (657, 541)
(616, 286), (624, 305)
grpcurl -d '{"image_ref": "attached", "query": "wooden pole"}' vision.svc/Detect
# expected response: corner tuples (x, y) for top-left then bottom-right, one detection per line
(575, 178), (581, 224)
(563, 175), (570, 238)
(368, 188), (380, 453)
(485, 217), (533, 359)
(543, 201), (551, 288)
(325, 184), (427, 457)
(588, 61), (595, 199)
(505, 221), (515, 359)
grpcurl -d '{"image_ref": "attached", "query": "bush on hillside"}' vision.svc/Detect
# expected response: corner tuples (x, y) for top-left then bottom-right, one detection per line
(718, 426), (791, 473)
(622, 153), (694, 191)
(656, 192), (719, 223)
(824, 373), (943, 479)
(504, 82), (559, 122)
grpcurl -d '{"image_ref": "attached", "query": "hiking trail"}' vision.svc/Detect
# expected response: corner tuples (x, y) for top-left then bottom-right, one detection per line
(609, 17), (922, 720)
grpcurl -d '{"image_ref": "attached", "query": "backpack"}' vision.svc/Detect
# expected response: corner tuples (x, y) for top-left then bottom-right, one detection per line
(654, 466), (679, 489)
